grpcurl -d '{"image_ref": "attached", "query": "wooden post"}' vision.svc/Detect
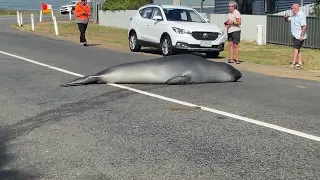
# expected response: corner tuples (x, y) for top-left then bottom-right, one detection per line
(173, 0), (181, 6)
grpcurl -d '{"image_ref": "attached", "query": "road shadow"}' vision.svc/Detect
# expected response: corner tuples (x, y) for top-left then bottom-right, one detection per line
(0, 89), (139, 180)
(0, 128), (37, 180)
(87, 43), (101, 47)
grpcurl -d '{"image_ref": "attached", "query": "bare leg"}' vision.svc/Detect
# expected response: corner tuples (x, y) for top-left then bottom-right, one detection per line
(292, 48), (299, 65)
(228, 42), (234, 62)
(297, 49), (302, 65)
(234, 43), (240, 61)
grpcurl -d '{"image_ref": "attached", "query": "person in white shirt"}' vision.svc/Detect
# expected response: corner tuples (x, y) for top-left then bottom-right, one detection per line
(284, 4), (307, 68)
(225, 1), (242, 64)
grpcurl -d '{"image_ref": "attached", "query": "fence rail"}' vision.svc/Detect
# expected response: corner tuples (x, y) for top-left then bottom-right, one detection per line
(266, 15), (320, 49)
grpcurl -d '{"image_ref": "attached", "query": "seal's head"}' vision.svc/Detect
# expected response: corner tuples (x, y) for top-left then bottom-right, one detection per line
(229, 65), (242, 82)
(209, 62), (242, 82)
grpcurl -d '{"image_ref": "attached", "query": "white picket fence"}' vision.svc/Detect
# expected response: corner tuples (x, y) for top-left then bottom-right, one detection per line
(98, 10), (267, 44)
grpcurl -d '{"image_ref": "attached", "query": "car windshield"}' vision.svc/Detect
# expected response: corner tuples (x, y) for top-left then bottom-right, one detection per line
(162, 8), (206, 23)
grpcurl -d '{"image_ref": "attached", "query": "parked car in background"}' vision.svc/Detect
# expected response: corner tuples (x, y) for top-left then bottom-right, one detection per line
(60, 1), (78, 14)
(128, 4), (225, 58)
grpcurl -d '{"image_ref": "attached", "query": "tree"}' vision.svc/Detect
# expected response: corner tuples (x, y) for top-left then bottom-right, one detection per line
(102, 0), (153, 11)
(310, 0), (320, 16)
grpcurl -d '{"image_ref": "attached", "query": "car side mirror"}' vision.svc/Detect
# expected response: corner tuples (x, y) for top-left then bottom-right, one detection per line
(153, 15), (163, 21)
(204, 18), (209, 23)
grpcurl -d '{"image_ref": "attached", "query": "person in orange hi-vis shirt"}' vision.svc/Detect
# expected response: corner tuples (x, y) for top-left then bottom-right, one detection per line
(74, 0), (91, 46)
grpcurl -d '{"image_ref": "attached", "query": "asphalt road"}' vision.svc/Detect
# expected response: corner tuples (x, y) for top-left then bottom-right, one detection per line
(0, 16), (319, 180)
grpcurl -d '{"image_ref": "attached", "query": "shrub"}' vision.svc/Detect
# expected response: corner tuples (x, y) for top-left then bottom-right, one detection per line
(102, 0), (153, 11)
(310, 0), (320, 16)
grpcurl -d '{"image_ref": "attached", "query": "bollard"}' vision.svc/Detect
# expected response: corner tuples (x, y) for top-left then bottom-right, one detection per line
(53, 16), (59, 36)
(17, 11), (21, 26)
(51, 10), (54, 21)
(20, 12), (23, 26)
(40, 10), (42, 22)
(69, 7), (72, 20)
(256, 25), (263, 45)
(31, 14), (35, 31)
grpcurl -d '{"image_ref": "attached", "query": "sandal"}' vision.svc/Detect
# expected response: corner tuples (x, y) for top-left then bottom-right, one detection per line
(295, 63), (302, 67)
(235, 60), (241, 64)
(228, 59), (235, 63)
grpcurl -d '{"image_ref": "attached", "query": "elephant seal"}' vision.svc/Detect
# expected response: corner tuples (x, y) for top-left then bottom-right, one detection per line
(60, 54), (242, 87)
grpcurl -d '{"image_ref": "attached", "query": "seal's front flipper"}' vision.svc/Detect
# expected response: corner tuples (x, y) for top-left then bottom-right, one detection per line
(60, 76), (99, 87)
(165, 75), (192, 85)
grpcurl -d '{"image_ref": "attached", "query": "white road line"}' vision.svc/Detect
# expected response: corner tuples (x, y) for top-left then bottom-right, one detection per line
(1, 49), (320, 142)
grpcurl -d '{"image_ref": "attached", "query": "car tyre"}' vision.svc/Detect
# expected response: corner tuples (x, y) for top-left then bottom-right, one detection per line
(160, 35), (173, 56)
(129, 32), (141, 52)
(206, 51), (220, 58)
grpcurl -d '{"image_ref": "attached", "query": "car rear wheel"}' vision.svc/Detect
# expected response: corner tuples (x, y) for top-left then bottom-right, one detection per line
(129, 32), (141, 52)
(160, 36), (173, 56)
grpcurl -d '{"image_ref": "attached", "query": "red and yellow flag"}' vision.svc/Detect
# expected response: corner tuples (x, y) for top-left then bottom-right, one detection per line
(42, 2), (52, 14)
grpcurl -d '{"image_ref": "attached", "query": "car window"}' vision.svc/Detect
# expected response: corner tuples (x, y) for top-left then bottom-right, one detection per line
(141, 7), (153, 19)
(67, 1), (75, 5)
(151, 8), (163, 20)
(163, 8), (205, 23)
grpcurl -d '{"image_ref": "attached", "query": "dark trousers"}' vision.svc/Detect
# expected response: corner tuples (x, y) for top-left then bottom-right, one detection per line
(77, 23), (88, 43)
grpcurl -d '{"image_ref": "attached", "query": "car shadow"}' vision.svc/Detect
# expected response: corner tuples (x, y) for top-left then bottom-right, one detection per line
(139, 47), (226, 59)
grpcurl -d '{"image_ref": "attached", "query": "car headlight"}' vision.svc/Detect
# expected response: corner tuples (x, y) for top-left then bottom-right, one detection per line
(172, 27), (191, 34)
(219, 30), (224, 36)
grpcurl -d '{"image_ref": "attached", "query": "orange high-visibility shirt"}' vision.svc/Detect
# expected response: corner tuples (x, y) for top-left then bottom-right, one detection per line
(74, 1), (91, 23)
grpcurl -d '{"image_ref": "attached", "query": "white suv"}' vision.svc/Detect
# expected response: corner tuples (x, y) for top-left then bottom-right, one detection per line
(60, 1), (78, 14)
(128, 4), (225, 58)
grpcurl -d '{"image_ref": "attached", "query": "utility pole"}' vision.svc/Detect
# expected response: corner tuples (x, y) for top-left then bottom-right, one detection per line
(301, 0), (303, 6)
(93, 0), (97, 23)
(173, 0), (181, 6)
(201, 0), (205, 13)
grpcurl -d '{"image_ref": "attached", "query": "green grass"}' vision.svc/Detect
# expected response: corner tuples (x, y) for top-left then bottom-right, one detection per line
(15, 20), (320, 72)
(0, 8), (40, 15)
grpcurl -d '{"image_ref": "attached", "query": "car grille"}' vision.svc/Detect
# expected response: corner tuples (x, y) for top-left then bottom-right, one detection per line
(191, 32), (219, 41)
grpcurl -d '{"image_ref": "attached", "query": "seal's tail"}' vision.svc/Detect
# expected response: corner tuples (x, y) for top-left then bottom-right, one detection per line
(60, 76), (99, 87)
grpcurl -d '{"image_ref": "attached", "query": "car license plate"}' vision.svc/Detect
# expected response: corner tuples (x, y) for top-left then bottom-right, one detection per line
(200, 41), (212, 47)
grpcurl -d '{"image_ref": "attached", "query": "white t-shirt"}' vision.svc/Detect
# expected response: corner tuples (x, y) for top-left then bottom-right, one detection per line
(288, 11), (307, 40)
(226, 9), (241, 33)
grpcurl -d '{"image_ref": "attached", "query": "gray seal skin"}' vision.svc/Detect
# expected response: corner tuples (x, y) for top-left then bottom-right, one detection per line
(60, 54), (242, 87)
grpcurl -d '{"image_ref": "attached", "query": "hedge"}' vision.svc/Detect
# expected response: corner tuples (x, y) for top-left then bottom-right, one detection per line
(102, 0), (153, 11)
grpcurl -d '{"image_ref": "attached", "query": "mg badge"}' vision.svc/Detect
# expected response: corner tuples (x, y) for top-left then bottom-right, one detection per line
(203, 33), (208, 39)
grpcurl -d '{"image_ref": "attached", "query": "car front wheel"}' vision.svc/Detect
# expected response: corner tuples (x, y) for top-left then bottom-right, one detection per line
(129, 32), (141, 52)
(160, 36), (173, 56)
